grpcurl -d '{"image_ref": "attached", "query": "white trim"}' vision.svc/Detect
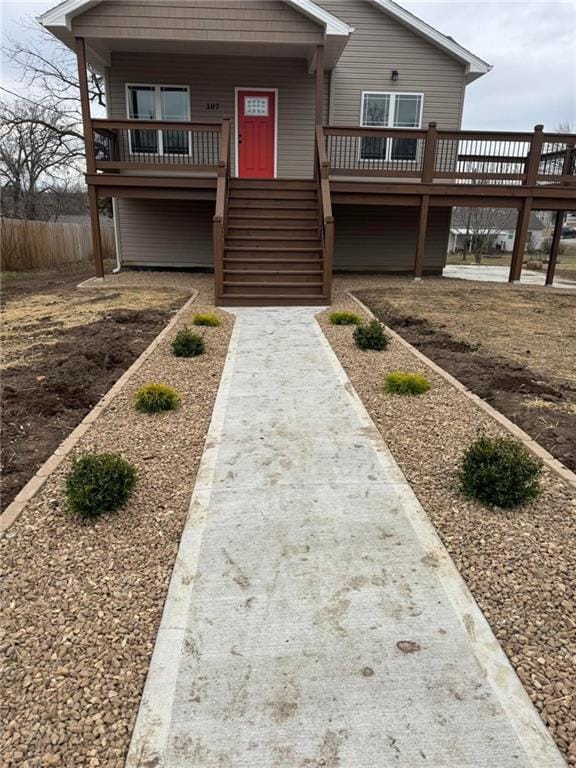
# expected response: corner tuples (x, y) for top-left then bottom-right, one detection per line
(39, 0), (99, 29)
(125, 83), (191, 157)
(359, 90), (423, 163)
(284, 0), (352, 36)
(234, 87), (279, 180)
(367, 0), (491, 82)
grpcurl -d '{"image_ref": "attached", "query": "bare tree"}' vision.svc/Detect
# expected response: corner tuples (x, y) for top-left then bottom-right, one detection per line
(3, 17), (105, 116)
(0, 100), (84, 220)
(451, 207), (514, 263)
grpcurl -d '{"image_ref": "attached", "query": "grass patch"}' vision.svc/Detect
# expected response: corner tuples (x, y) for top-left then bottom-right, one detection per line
(193, 312), (221, 327)
(384, 371), (431, 396)
(460, 434), (542, 509)
(354, 320), (390, 351)
(329, 311), (362, 326)
(171, 327), (205, 358)
(134, 382), (180, 414)
(66, 452), (137, 518)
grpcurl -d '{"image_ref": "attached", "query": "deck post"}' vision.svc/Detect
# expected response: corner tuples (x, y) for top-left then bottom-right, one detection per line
(75, 37), (96, 176)
(545, 210), (564, 286)
(508, 197), (533, 283)
(87, 185), (105, 278)
(421, 122), (438, 183)
(315, 45), (325, 127)
(524, 124), (544, 186)
(414, 194), (430, 280)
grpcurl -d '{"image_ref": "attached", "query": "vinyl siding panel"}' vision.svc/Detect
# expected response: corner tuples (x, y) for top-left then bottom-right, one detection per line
(319, 0), (466, 129)
(72, 0), (322, 43)
(333, 205), (450, 272)
(109, 52), (316, 178)
(117, 199), (213, 267)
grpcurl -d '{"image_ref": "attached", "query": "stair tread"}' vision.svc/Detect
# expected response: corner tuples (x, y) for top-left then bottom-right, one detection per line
(224, 258), (322, 263)
(224, 281), (323, 287)
(220, 294), (326, 299)
(226, 246), (322, 252)
(225, 270), (323, 275)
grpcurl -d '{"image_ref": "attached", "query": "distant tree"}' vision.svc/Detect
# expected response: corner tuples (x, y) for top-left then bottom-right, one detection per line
(0, 100), (84, 220)
(451, 207), (513, 263)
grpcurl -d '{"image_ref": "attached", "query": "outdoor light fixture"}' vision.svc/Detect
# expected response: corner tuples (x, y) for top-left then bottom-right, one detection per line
(391, 70), (399, 81)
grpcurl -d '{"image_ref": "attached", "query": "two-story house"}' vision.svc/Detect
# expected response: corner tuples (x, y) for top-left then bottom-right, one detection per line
(41, 0), (576, 304)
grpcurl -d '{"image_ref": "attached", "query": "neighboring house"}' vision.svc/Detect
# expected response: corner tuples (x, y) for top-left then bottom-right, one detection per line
(449, 208), (545, 254)
(41, 0), (576, 303)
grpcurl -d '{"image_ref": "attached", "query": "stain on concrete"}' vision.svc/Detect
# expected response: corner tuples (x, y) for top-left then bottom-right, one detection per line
(396, 640), (422, 654)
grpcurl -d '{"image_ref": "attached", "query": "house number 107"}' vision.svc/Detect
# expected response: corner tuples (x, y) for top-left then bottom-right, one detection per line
(206, 103), (220, 111)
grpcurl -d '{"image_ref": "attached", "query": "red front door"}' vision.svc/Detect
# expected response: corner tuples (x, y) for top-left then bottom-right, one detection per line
(237, 89), (275, 178)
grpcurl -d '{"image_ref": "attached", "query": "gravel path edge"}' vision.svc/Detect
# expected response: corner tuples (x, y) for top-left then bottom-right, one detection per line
(347, 290), (576, 493)
(0, 288), (199, 537)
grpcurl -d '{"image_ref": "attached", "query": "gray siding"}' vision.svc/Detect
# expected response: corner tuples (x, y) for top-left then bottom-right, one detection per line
(72, 0), (322, 43)
(333, 205), (450, 272)
(109, 52), (317, 179)
(320, 0), (466, 129)
(117, 199), (213, 267)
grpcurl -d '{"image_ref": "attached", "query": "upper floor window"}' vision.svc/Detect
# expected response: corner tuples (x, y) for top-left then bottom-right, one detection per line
(127, 84), (190, 155)
(360, 92), (423, 161)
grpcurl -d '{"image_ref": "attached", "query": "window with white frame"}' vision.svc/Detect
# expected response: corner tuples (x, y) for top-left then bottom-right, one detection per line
(127, 85), (190, 155)
(360, 92), (423, 161)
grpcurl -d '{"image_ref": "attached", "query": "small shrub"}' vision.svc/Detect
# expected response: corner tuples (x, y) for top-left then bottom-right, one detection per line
(134, 382), (180, 414)
(459, 434), (542, 509)
(66, 452), (137, 518)
(171, 326), (205, 358)
(384, 371), (431, 396)
(353, 320), (390, 351)
(329, 311), (362, 326)
(193, 312), (221, 327)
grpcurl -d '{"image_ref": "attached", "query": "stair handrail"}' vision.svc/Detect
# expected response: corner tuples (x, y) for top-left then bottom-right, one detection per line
(213, 117), (231, 303)
(316, 124), (334, 303)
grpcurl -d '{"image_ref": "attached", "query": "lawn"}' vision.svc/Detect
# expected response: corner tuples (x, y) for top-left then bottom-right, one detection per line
(353, 277), (576, 471)
(0, 267), (188, 510)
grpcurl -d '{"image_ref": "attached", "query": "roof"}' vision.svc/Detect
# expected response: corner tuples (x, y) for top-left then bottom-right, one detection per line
(367, 0), (491, 83)
(451, 208), (544, 232)
(40, 1), (490, 82)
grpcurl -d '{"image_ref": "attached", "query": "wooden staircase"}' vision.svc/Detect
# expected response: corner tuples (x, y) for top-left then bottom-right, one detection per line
(217, 179), (327, 306)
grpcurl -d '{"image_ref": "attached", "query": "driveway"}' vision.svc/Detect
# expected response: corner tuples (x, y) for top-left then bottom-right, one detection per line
(126, 308), (566, 768)
(444, 264), (576, 289)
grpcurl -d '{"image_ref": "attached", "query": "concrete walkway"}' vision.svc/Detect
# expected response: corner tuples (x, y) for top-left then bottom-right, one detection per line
(444, 264), (576, 289)
(127, 308), (566, 768)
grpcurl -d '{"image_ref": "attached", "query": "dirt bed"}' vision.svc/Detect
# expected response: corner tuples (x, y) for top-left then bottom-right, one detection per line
(1, 300), (233, 767)
(1, 268), (189, 510)
(319, 283), (576, 765)
(352, 278), (576, 472)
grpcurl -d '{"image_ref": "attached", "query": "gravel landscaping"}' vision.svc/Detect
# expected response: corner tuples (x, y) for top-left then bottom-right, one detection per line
(0, 301), (233, 767)
(319, 282), (576, 765)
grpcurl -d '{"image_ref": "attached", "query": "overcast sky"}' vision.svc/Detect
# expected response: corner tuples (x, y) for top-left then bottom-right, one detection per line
(1, 0), (575, 130)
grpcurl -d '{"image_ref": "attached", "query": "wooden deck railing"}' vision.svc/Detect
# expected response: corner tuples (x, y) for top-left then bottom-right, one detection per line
(324, 124), (576, 187)
(91, 119), (223, 173)
(315, 125), (334, 302)
(213, 118), (231, 302)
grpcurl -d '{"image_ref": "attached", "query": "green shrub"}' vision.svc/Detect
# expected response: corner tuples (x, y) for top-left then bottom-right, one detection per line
(134, 382), (180, 414)
(329, 311), (362, 326)
(171, 326), (205, 358)
(66, 452), (137, 518)
(193, 312), (221, 327)
(353, 320), (390, 351)
(459, 434), (542, 509)
(384, 371), (431, 396)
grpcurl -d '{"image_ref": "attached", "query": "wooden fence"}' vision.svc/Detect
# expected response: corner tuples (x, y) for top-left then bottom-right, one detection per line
(0, 217), (115, 272)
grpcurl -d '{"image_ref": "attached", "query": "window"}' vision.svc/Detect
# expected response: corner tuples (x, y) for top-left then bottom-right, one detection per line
(360, 92), (423, 161)
(244, 97), (269, 116)
(127, 85), (190, 155)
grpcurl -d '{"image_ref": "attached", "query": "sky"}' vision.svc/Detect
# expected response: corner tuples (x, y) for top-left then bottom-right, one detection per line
(1, 0), (575, 131)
